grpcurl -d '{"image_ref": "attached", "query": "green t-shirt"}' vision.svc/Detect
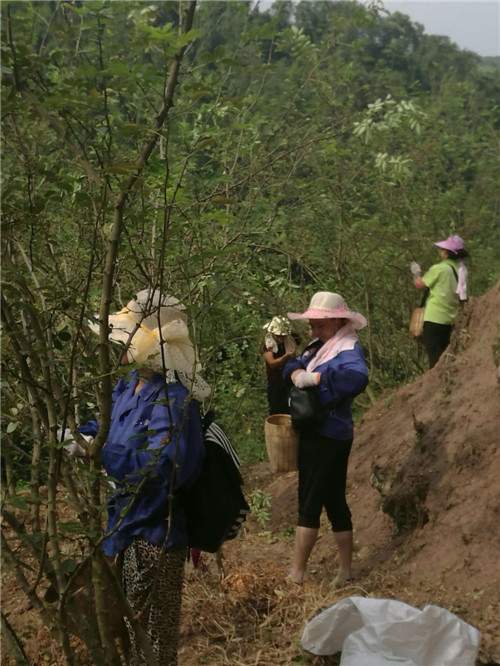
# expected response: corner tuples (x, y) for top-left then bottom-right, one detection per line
(422, 259), (459, 324)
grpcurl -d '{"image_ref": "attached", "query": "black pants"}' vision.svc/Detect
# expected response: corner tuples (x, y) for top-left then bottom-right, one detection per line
(267, 381), (290, 415)
(297, 431), (353, 532)
(423, 321), (452, 369)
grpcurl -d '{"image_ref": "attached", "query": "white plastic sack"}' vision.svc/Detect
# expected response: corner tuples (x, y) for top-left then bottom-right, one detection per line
(301, 596), (481, 666)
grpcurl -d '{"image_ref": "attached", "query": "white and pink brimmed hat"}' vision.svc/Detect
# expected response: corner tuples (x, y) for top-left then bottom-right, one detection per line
(287, 291), (367, 330)
(88, 289), (211, 400)
(433, 234), (465, 253)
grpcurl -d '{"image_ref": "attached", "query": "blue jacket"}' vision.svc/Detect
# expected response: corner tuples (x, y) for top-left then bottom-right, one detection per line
(79, 370), (205, 556)
(283, 340), (368, 440)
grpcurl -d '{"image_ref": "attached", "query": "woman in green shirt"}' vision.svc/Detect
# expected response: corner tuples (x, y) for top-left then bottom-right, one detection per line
(411, 234), (469, 368)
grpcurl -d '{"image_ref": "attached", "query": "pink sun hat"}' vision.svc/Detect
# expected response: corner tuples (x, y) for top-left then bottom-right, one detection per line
(433, 234), (465, 253)
(287, 291), (367, 330)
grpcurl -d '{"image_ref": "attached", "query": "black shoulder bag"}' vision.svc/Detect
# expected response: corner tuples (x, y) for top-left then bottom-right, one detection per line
(289, 385), (326, 431)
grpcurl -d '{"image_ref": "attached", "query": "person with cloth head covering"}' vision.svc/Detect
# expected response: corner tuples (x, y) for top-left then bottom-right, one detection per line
(260, 315), (297, 414)
(411, 234), (469, 369)
(283, 292), (369, 587)
(81, 288), (210, 665)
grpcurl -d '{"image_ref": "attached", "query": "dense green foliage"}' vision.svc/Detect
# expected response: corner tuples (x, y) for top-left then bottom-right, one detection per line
(3, 1), (499, 462)
(1, 2), (499, 660)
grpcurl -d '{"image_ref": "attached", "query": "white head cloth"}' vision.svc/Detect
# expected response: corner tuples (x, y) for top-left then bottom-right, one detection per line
(88, 289), (211, 401)
(263, 316), (296, 354)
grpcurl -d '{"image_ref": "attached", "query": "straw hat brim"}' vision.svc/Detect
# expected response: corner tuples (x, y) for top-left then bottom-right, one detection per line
(287, 307), (367, 330)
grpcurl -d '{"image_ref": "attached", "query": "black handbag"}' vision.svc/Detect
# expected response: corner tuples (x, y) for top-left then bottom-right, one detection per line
(288, 386), (326, 430)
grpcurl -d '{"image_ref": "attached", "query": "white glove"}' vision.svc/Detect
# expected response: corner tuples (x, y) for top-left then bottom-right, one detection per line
(58, 427), (91, 458)
(293, 371), (320, 388)
(64, 440), (88, 458)
(410, 262), (422, 277)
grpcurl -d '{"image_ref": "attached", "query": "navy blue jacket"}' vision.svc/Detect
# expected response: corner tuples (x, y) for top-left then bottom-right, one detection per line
(284, 340), (368, 440)
(79, 370), (205, 555)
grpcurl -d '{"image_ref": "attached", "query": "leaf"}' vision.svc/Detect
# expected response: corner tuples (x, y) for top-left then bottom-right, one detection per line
(211, 196), (237, 205)
(104, 162), (142, 174)
(107, 60), (130, 76)
(61, 558), (78, 573)
(59, 522), (85, 535)
(9, 495), (29, 511)
(191, 89), (211, 101)
(75, 64), (100, 77)
(197, 137), (216, 150)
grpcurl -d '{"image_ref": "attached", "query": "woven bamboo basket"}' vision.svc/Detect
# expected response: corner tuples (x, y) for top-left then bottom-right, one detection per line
(264, 414), (299, 472)
(409, 307), (425, 339)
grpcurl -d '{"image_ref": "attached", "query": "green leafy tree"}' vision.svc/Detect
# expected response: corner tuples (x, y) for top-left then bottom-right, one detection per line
(1, 2), (499, 662)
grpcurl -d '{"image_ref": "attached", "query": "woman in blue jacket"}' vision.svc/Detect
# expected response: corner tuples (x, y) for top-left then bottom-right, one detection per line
(284, 292), (368, 588)
(81, 289), (210, 665)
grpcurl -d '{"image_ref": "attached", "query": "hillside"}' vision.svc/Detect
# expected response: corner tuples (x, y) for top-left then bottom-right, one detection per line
(2, 283), (499, 665)
(179, 281), (500, 665)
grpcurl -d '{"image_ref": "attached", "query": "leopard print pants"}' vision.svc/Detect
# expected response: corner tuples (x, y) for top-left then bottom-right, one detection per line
(122, 540), (185, 666)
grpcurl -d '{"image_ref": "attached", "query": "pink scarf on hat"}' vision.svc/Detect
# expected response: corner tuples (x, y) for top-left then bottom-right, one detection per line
(306, 324), (359, 372)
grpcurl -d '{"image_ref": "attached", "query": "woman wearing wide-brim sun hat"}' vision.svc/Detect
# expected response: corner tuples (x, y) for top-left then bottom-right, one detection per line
(411, 234), (469, 369)
(282, 291), (369, 588)
(80, 289), (210, 665)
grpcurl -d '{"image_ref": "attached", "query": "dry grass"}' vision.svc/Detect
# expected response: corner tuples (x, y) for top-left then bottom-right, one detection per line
(3, 503), (497, 665)
(179, 556), (374, 666)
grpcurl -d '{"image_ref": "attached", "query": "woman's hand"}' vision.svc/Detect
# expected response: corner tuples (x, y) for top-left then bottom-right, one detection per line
(63, 435), (92, 458)
(292, 370), (320, 388)
(413, 276), (427, 290)
(411, 262), (427, 289)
